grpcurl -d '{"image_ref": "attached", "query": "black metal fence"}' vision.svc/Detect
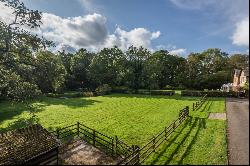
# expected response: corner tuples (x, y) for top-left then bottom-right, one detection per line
(192, 94), (207, 111)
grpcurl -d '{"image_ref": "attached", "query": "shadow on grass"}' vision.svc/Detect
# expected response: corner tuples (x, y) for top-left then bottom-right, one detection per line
(0, 114), (39, 133)
(0, 97), (100, 133)
(198, 99), (212, 113)
(146, 116), (206, 165)
(38, 97), (101, 109)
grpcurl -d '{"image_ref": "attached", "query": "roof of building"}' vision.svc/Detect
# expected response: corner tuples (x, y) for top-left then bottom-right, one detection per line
(0, 124), (59, 165)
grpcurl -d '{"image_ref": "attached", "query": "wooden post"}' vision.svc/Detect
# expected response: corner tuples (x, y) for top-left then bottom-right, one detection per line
(93, 130), (96, 147)
(193, 103), (195, 111)
(186, 106), (189, 116)
(77, 122), (80, 137)
(165, 127), (167, 140)
(135, 145), (140, 165)
(56, 147), (59, 165)
(111, 138), (114, 156)
(173, 122), (176, 129)
(132, 145), (140, 165)
(114, 135), (118, 156)
(152, 136), (156, 152)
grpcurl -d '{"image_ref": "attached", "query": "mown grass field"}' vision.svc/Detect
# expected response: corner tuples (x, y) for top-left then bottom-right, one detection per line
(0, 93), (227, 165)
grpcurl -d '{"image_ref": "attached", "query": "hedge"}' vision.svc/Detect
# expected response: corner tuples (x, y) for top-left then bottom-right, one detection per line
(181, 90), (240, 97)
(137, 90), (175, 96)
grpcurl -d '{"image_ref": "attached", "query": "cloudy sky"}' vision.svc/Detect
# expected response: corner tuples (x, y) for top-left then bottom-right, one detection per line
(0, 0), (249, 56)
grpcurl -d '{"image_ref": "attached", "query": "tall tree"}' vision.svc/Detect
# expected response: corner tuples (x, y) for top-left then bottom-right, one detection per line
(89, 46), (126, 87)
(125, 46), (151, 90)
(34, 51), (66, 93)
(70, 48), (94, 89)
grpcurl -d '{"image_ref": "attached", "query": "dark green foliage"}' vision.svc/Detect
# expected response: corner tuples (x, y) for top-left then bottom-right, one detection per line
(181, 90), (239, 97)
(95, 84), (112, 96)
(0, 0), (249, 102)
(137, 90), (175, 96)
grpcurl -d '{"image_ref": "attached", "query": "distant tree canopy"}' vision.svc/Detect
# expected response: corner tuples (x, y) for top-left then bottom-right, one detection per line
(0, 0), (249, 101)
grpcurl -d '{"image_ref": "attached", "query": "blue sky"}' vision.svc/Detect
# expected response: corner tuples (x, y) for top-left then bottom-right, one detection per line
(1, 0), (249, 56)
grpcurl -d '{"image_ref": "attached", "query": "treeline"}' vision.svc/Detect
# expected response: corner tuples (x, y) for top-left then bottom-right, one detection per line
(0, 0), (249, 101)
(1, 45), (249, 100)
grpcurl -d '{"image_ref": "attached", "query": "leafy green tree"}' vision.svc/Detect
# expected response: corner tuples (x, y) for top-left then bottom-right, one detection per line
(89, 46), (126, 87)
(125, 46), (151, 90)
(147, 50), (187, 89)
(0, 65), (41, 101)
(0, 0), (53, 54)
(70, 48), (94, 89)
(0, 0), (53, 101)
(34, 51), (66, 93)
(229, 54), (249, 70)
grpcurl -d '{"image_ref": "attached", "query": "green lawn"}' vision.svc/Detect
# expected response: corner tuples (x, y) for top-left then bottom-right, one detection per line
(0, 93), (227, 165)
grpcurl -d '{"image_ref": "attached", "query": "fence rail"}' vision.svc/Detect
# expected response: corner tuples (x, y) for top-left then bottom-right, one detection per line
(117, 106), (190, 165)
(49, 94), (208, 165)
(49, 122), (132, 158)
(192, 94), (207, 111)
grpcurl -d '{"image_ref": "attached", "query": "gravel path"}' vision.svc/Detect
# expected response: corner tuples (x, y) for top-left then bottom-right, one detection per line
(226, 98), (249, 165)
(59, 139), (119, 165)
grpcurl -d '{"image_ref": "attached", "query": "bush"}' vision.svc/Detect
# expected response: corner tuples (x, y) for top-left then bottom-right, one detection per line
(95, 84), (112, 96)
(6, 81), (41, 101)
(82, 91), (95, 97)
(137, 90), (175, 96)
(163, 85), (185, 90)
(0, 69), (41, 101)
(111, 86), (132, 94)
(181, 90), (235, 97)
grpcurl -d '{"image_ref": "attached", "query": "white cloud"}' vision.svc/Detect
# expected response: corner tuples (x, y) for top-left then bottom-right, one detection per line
(114, 27), (160, 51)
(232, 17), (249, 47)
(0, 1), (161, 52)
(39, 13), (108, 51)
(169, 0), (215, 10)
(156, 44), (187, 56)
(0, 2), (15, 24)
(169, 48), (186, 56)
(77, 0), (103, 13)
(170, 0), (249, 48)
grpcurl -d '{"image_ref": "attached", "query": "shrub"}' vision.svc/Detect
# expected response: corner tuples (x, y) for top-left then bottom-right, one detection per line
(0, 69), (41, 101)
(6, 81), (41, 101)
(111, 86), (132, 94)
(82, 91), (95, 97)
(164, 85), (173, 90)
(95, 84), (112, 96)
(137, 90), (175, 96)
(181, 90), (233, 97)
(163, 85), (185, 90)
(150, 90), (175, 96)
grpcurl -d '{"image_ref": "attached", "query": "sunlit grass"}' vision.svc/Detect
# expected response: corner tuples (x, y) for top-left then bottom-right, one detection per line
(0, 93), (227, 165)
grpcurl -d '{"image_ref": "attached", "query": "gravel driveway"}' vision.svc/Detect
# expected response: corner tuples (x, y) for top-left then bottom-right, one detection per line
(226, 98), (249, 165)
